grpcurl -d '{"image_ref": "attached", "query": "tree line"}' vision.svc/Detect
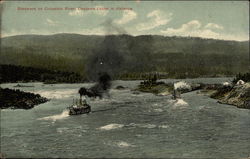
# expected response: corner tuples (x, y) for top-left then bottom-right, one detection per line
(0, 64), (85, 83)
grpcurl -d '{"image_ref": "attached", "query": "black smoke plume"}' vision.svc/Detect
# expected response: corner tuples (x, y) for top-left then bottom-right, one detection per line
(85, 19), (127, 81)
(79, 72), (111, 99)
(80, 19), (128, 98)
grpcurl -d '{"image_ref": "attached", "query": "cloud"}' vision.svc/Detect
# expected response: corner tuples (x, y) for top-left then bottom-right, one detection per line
(1, 29), (52, 37)
(161, 20), (202, 35)
(102, 19), (127, 34)
(160, 20), (249, 41)
(79, 22), (126, 35)
(46, 18), (59, 26)
(180, 20), (202, 31)
(136, 10), (172, 31)
(205, 23), (224, 30)
(114, 10), (137, 24)
(217, 33), (249, 41)
(161, 20), (221, 39)
(68, 6), (108, 17)
(79, 27), (106, 35)
(1, 29), (23, 37)
(79, 18), (128, 35)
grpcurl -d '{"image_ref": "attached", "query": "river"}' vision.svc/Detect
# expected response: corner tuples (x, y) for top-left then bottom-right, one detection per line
(1, 78), (250, 158)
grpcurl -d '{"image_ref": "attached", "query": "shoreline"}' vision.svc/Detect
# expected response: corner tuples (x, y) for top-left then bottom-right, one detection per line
(136, 81), (250, 109)
(1, 77), (249, 110)
(0, 76), (234, 85)
(0, 88), (49, 109)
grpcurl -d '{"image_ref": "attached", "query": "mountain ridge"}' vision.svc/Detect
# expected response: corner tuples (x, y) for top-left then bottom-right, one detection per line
(1, 33), (249, 78)
(2, 33), (249, 43)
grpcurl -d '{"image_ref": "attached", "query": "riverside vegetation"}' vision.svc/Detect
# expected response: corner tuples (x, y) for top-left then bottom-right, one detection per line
(1, 73), (249, 109)
(136, 73), (250, 109)
(1, 34), (249, 80)
(1, 34), (249, 109)
(0, 64), (84, 84)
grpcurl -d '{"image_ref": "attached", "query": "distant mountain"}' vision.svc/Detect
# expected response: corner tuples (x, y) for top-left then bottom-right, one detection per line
(1, 34), (249, 79)
(2, 34), (249, 56)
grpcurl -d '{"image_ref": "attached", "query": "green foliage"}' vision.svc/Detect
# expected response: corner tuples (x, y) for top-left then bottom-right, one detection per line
(210, 86), (232, 99)
(1, 34), (249, 79)
(0, 64), (85, 83)
(233, 72), (250, 83)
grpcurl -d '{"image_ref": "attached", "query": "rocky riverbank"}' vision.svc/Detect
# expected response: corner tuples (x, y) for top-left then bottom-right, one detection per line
(135, 82), (173, 95)
(135, 80), (202, 96)
(210, 83), (250, 109)
(136, 79), (250, 109)
(0, 88), (49, 109)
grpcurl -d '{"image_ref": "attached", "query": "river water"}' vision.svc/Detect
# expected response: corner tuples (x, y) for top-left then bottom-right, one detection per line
(1, 78), (250, 158)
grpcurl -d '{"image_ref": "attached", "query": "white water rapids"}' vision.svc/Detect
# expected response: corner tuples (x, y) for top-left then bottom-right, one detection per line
(1, 79), (250, 158)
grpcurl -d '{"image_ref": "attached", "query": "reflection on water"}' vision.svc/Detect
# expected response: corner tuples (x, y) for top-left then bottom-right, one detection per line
(1, 78), (250, 158)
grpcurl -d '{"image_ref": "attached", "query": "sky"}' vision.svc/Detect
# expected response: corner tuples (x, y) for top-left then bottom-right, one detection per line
(1, 1), (249, 41)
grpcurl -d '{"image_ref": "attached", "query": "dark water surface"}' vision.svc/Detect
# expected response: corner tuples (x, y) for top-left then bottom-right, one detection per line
(1, 78), (250, 158)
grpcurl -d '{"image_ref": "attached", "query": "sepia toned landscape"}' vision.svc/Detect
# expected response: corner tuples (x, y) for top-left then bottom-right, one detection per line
(0, 1), (249, 158)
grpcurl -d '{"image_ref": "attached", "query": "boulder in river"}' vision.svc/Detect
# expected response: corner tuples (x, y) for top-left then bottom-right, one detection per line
(115, 85), (127, 90)
(0, 88), (49, 109)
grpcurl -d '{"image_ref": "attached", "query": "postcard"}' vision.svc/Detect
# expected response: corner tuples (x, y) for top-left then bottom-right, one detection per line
(0, 1), (249, 158)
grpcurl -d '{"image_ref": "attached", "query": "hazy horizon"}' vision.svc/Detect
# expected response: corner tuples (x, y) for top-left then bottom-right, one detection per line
(1, 1), (249, 41)
(2, 32), (250, 43)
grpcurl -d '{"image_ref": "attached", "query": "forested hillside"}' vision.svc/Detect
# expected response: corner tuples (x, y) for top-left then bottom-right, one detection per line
(0, 64), (84, 83)
(1, 34), (249, 80)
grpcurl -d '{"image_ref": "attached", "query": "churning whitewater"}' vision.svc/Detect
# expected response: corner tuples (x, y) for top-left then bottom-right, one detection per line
(38, 109), (70, 122)
(1, 79), (250, 158)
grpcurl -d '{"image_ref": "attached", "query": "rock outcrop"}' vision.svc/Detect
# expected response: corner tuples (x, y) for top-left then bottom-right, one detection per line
(135, 82), (173, 95)
(0, 88), (49, 109)
(136, 81), (202, 96)
(115, 85), (127, 90)
(214, 83), (250, 109)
